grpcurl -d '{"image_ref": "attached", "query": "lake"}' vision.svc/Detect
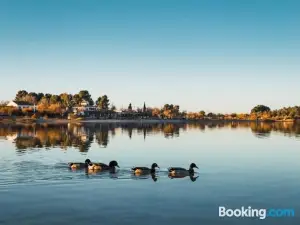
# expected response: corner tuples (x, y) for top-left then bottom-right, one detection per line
(0, 121), (299, 225)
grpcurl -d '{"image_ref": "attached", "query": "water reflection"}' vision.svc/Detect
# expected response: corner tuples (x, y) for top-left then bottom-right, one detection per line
(0, 121), (300, 152)
(168, 174), (199, 182)
(131, 173), (158, 182)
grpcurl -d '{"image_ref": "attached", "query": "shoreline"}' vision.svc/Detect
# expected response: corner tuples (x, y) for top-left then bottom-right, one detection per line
(0, 118), (298, 125)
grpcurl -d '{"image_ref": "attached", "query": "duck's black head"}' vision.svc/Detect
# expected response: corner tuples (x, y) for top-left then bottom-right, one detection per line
(85, 159), (91, 164)
(190, 163), (198, 169)
(151, 163), (160, 169)
(109, 160), (119, 168)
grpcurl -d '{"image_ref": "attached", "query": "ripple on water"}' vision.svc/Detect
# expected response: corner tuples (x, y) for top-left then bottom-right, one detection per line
(0, 161), (193, 188)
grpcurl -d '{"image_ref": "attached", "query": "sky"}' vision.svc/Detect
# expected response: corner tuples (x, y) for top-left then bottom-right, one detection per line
(0, 0), (299, 113)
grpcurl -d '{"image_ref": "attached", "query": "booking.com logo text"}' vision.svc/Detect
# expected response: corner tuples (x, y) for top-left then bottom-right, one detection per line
(219, 206), (295, 220)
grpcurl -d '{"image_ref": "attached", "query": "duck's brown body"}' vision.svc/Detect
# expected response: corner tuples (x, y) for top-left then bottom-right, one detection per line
(88, 163), (109, 170)
(88, 161), (119, 172)
(168, 171), (188, 178)
(68, 162), (88, 170)
(68, 159), (91, 170)
(132, 167), (152, 175)
(168, 163), (198, 176)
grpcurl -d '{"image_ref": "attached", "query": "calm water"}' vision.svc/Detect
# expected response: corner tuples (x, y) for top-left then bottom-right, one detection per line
(0, 122), (299, 225)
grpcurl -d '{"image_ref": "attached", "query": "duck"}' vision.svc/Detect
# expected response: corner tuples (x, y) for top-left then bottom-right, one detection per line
(168, 163), (198, 176)
(132, 163), (160, 175)
(88, 160), (120, 172)
(68, 159), (91, 170)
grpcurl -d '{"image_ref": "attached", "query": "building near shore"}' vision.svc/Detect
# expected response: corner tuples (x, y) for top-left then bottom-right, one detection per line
(7, 101), (36, 111)
(73, 100), (97, 116)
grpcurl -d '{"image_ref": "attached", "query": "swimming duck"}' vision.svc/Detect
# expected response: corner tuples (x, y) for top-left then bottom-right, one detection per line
(168, 163), (198, 176)
(88, 160), (120, 172)
(132, 163), (160, 175)
(68, 159), (91, 170)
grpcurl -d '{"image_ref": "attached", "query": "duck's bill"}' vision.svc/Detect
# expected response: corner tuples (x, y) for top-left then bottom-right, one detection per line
(116, 165), (120, 168)
(195, 166), (199, 169)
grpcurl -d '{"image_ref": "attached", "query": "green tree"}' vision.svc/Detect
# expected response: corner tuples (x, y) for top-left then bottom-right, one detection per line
(163, 104), (171, 111)
(15, 90), (28, 101)
(78, 90), (94, 105)
(199, 111), (206, 117)
(36, 93), (44, 102)
(128, 103), (132, 111)
(217, 113), (224, 119)
(207, 112), (215, 118)
(96, 95), (110, 110)
(50, 95), (61, 104)
(174, 105), (180, 112)
(44, 93), (52, 101)
(289, 110), (297, 118)
(181, 110), (187, 118)
(72, 94), (81, 106)
(26, 92), (38, 104)
(251, 105), (271, 113)
(60, 93), (73, 108)
(231, 113), (237, 118)
(39, 97), (49, 106)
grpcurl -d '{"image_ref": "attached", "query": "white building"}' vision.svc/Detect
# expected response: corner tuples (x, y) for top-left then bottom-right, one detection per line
(73, 100), (97, 116)
(7, 101), (36, 110)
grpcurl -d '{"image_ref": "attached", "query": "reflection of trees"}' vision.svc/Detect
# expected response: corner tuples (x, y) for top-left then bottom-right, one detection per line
(272, 122), (300, 138)
(15, 137), (42, 151)
(188, 123), (205, 131)
(1, 121), (300, 152)
(0, 124), (95, 152)
(230, 122), (238, 129)
(207, 122), (218, 129)
(162, 124), (180, 138)
(95, 125), (109, 147)
(250, 122), (272, 138)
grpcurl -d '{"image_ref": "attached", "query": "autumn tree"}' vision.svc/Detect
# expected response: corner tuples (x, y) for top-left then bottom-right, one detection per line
(152, 108), (160, 118)
(60, 93), (73, 108)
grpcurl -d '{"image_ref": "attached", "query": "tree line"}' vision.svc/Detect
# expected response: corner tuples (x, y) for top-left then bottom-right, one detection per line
(0, 90), (111, 117)
(0, 90), (299, 121)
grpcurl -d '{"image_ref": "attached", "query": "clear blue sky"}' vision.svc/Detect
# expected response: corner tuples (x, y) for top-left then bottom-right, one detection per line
(0, 0), (299, 113)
